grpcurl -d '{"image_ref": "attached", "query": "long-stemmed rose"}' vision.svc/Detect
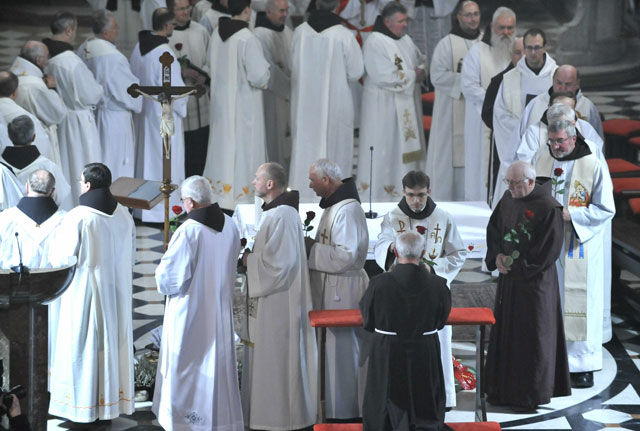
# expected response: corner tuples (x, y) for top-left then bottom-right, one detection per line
(303, 211), (315, 237)
(170, 205), (183, 232)
(414, 225), (435, 267)
(503, 210), (534, 267)
(552, 167), (565, 197)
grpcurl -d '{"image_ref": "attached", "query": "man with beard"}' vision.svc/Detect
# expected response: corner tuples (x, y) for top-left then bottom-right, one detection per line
(484, 161), (571, 412)
(130, 7), (188, 222)
(168, 0), (211, 177)
(491, 28), (557, 206)
(460, 6), (515, 202)
(9, 41), (67, 168)
(254, 0), (293, 170)
(373, 170), (467, 409)
(519, 64), (603, 140)
(426, 0), (482, 201)
(534, 119), (615, 389)
(355, 2), (426, 201)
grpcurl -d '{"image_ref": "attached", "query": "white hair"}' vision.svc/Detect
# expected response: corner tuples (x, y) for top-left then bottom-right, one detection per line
(181, 175), (213, 205)
(395, 232), (425, 260)
(547, 103), (575, 122)
(492, 6), (515, 24)
(548, 119), (576, 137)
(311, 158), (342, 182)
(508, 160), (536, 181)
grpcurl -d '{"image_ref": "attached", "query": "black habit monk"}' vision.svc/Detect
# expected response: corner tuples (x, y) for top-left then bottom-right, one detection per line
(485, 160), (571, 411)
(360, 231), (451, 431)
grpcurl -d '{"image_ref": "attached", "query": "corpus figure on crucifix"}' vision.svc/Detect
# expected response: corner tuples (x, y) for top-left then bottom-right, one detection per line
(373, 169), (468, 409)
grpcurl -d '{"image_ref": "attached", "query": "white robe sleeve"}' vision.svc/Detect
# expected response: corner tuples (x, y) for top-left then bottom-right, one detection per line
(73, 62), (104, 107)
(493, 81), (521, 163)
(258, 35), (290, 100)
(345, 34), (365, 83)
(106, 55), (143, 113)
(373, 212), (394, 270)
(363, 35), (415, 93)
(170, 55), (188, 118)
(588, 102), (604, 139)
(155, 226), (196, 296)
(430, 37), (460, 100)
(308, 207), (368, 274)
(247, 211), (299, 297)
(570, 160), (615, 243)
(460, 46), (484, 115)
(199, 14), (214, 34)
(432, 215), (468, 285)
(516, 124), (541, 164)
(244, 36), (271, 90)
(26, 85), (68, 126)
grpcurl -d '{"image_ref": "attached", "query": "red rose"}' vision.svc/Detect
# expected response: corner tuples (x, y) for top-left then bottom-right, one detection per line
(175, 43), (183, 51)
(554, 167), (564, 177)
(416, 225), (427, 235)
(240, 238), (247, 247)
(524, 210), (534, 220)
(172, 205), (182, 215)
(305, 211), (316, 222)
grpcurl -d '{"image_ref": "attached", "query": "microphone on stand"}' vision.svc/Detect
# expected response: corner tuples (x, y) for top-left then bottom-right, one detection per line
(365, 146), (377, 219)
(11, 232), (30, 282)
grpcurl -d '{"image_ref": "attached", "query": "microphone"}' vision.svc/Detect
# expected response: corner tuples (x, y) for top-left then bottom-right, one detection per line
(365, 146), (377, 219)
(10, 232), (30, 277)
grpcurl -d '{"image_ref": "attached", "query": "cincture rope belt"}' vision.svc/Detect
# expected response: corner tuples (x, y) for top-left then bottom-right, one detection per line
(375, 328), (437, 336)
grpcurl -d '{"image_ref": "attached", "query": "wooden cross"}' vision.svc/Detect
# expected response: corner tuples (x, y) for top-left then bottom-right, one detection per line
(127, 52), (205, 249)
(320, 229), (329, 244)
(396, 220), (405, 234)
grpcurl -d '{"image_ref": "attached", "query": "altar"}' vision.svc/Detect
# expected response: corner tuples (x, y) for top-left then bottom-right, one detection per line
(233, 200), (492, 260)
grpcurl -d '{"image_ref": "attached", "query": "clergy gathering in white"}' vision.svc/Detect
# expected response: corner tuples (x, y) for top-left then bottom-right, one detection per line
(0, 0), (617, 428)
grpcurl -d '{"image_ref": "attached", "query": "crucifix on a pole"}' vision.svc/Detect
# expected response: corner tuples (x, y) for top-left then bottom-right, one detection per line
(127, 52), (205, 249)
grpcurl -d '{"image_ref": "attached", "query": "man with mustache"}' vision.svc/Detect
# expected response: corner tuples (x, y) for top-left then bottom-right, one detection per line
(461, 6), (515, 203)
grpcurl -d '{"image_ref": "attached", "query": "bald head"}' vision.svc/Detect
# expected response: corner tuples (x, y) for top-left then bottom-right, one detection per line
(505, 161), (535, 199)
(510, 36), (523, 66)
(28, 169), (56, 197)
(20, 41), (49, 70)
(553, 65), (580, 95)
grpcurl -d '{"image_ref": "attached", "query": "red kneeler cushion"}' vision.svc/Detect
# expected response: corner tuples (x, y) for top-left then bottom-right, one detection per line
(612, 177), (640, 194)
(630, 137), (640, 148)
(602, 119), (640, 137)
(421, 91), (435, 104)
(314, 423), (502, 431)
(607, 158), (640, 173)
(630, 198), (640, 215)
(308, 308), (496, 328)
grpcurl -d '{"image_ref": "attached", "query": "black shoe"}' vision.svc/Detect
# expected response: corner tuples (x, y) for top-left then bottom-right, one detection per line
(570, 371), (594, 388)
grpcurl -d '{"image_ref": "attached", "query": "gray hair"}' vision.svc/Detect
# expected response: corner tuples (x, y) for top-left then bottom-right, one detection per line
(263, 162), (287, 190)
(316, 0), (340, 11)
(381, 2), (407, 20)
(181, 175), (213, 205)
(548, 119), (576, 138)
(492, 6), (515, 24)
(50, 11), (77, 35)
(547, 103), (575, 123)
(20, 41), (48, 64)
(395, 232), (425, 260)
(92, 9), (115, 35)
(265, 0), (284, 12)
(29, 169), (55, 196)
(509, 160), (536, 181)
(8, 115), (35, 146)
(311, 158), (342, 182)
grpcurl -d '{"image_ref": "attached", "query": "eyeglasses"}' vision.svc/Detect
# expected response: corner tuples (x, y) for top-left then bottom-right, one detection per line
(502, 178), (529, 187)
(548, 136), (571, 146)
(525, 45), (545, 52)
(459, 11), (480, 18)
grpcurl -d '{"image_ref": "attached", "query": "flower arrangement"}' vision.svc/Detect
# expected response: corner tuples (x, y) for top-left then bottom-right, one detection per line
(303, 211), (315, 237)
(502, 210), (534, 267)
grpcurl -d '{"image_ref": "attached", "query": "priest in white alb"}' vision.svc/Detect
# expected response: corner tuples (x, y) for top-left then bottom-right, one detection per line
(254, 0), (293, 169)
(43, 11), (104, 203)
(355, 2), (426, 201)
(49, 163), (135, 423)
(289, 0), (363, 201)
(78, 9), (143, 181)
(85, 0), (142, 56)
(242, 163), (317, 430)
(532, 119), (614, 389)
(130, 8), (188, 222)
(460, 6), (515, 202)
(140, 0), (167, 29)
(518, 65), (603, 140)
(9, 41), (67, 167)
(305, 158), (369, 419)
(192, 0), (212, 22)
(153, 175), (244, 431)
(491, 28), (557, 206)
(168, 0), (211, 177)
(0, 72), (54, 164)
(1, 116), (71, 210)
(373, 170), (467, 408)
(425, 0), (481, 201)
(202, 0), (270, 209)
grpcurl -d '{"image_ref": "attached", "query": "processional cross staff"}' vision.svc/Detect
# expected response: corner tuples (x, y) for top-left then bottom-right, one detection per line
(127, 51), (205, 249)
